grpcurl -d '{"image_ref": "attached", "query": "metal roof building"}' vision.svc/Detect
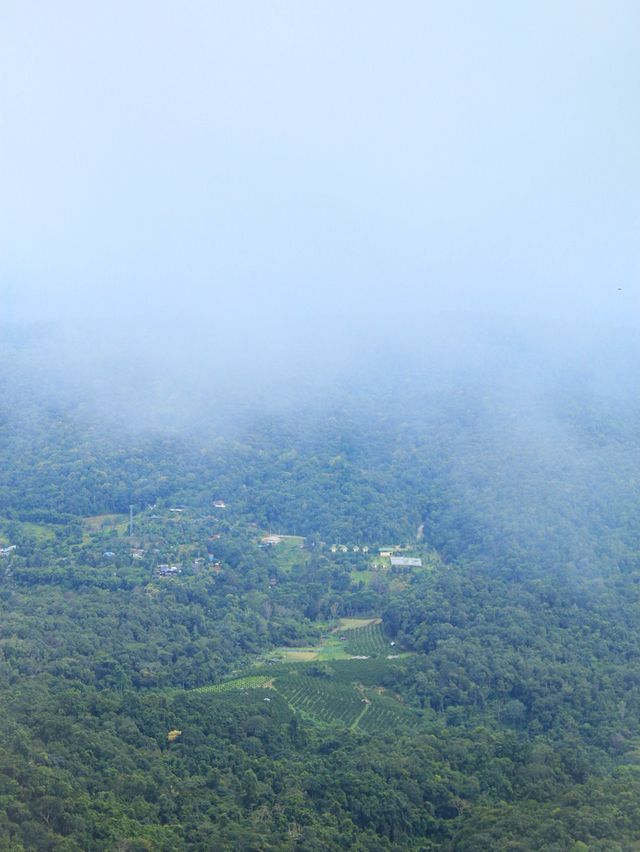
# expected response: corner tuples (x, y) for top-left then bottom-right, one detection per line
(389, 556), (422, 568)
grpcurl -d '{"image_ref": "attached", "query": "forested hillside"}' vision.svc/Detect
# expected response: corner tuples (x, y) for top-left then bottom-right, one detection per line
(2, 334), (640, 849)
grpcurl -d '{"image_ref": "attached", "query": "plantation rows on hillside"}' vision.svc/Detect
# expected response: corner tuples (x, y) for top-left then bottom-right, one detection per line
(344, 620), (392, 656)
(194, 673), (417, 733)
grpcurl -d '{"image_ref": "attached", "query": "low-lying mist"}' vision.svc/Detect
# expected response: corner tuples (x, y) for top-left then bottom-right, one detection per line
(4, 310), (640, 580)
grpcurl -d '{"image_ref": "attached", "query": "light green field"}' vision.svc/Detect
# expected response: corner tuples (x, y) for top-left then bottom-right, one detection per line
(271, 617), (384, 663)
(21, 522), (57, 542)
(275, 648), (321, 662)
(82, 513), (129, 543)
(84, 513), (128, 532)
(269, 536), (309, 572)
(274, 640), (351, 662)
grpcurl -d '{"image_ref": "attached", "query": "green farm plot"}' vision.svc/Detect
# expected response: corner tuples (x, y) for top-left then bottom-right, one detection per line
(322, 657), (401, 686)
(82, 513), (129, 542)
(275, 675), (366, 727)
(274, 648), (322, 662)
(263, 535), (309, 573)
(273, 636), (351, 662)
(357, 690), (420, 732)
(184, 647), (415, 732)
(189, 676), (272, 694)
(344, 621), (391, 657)
(273, 674), (418, 731)
(270, 617), (396, 664)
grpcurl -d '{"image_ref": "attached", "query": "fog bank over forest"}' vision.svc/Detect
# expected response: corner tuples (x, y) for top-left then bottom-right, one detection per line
(3, 1), (639, 408)
(4, 308), (640, 432)
(2, 0), (640, 554)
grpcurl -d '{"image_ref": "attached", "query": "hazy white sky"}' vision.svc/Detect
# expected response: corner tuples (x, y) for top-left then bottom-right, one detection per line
(2, 1), (639, 335)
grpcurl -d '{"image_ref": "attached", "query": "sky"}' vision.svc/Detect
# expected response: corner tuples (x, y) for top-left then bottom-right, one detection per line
(2, 1), (640, 355)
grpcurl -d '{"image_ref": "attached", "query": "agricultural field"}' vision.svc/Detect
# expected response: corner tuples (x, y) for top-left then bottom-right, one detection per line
(269, 535), (309, 572)
(273, 673), (418, 731)
(270, 617), (399, 663)
(273, 636), (352, 662)
(180, 621), (414, 734)
(275, 675), (367, 727)
(189, 675), (272, 693)
(274, 648), (322, 662)
(0, 518), (58, 545)
(357, 690), (419, 733)
(323, 657), (401, 686)
(343, 621), (392, 657)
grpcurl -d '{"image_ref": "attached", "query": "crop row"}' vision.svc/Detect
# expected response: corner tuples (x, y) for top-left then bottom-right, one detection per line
(190, 675), (271, 693)
(322, 657), (399, 685)
(275, 676), (365, 726)
(357, 696), (417, 732)
(345, 622), (393, 657)
(273, 675), (418, 732)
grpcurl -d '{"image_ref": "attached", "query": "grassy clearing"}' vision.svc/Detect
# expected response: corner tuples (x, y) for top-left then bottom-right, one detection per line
(84, 513), (128, 532)
(271, 536), (309, 573)
(273, 637), (352, 662)
(314, 642), (352, 661)
(270, 618), (386, 664)
(275, 648), (319, 662)
(18, 522), (57, 542)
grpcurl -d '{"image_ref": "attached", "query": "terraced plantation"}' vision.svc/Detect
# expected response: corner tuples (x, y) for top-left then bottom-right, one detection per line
(189, 675), (271, 693)
(274, 673), (418, 731)
(343, 620), (391, 657)
(275, 675), (366, 727)
(186, 617), (417, 733)
(357, 691), (417, 732)
(324, 658), (399, 686)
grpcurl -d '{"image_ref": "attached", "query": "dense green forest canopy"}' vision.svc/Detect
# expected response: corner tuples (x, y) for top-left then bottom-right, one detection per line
(2, 328), (640, 850)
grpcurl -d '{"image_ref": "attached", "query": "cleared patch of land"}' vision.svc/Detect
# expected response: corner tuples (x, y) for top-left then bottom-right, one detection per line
(84, 513), (128, 532)
(270, 617), (394, 664)
(275, 648), (321, 662)
(21, 522), (57, 542)
(275, 539), (309, 572)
